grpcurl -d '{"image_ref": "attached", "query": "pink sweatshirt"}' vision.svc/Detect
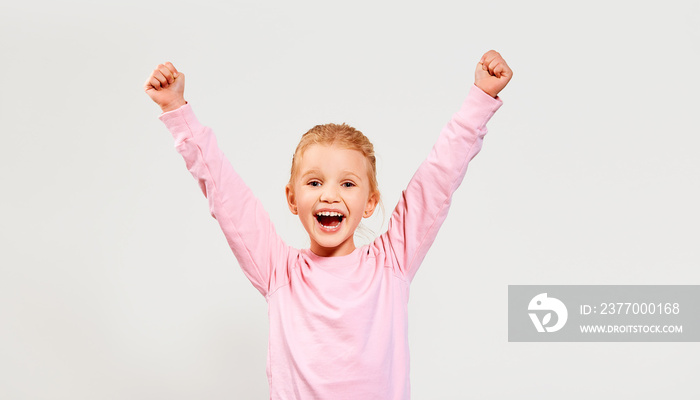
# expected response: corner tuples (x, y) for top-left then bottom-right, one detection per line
(160, 85), (502, 399)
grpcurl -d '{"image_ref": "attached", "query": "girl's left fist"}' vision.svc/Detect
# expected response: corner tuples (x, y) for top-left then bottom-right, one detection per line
(474, 50), (512, 98)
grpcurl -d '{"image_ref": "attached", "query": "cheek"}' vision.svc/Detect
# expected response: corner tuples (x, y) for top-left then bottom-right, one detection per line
(350, 193), (371, 216)
(295, 190), (316, 212)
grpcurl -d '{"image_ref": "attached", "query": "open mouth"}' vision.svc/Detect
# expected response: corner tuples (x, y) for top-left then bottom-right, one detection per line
(315, 211), (345, 229)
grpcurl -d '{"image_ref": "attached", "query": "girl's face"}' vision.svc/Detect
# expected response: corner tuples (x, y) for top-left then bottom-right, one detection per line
(286, 144), (379, 257)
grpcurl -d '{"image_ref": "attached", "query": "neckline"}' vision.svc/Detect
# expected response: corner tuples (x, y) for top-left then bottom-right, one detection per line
(301, 246), (368, 267)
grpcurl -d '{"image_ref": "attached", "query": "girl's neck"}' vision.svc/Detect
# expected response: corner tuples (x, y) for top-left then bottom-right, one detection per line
(310, 242), (356, 257)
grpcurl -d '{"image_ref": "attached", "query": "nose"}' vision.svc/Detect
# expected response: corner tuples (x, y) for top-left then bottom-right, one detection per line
(319, 184), (340, 203)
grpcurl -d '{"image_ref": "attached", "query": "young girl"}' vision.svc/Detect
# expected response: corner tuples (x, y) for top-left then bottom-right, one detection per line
(144, 50), (512, 399)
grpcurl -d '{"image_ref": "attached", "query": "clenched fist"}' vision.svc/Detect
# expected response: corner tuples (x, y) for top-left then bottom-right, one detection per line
(474, 50), (512, 98)
(144, 62), (187, 113)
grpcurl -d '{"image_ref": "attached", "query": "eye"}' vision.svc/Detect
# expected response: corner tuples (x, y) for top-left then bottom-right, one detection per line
(308, 180), (321, 187)
(341, 181), (355, 188)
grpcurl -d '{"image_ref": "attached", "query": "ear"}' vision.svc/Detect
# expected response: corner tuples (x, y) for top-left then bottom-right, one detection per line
(363, 190), (380, 218)
(285, 183), (298, 215)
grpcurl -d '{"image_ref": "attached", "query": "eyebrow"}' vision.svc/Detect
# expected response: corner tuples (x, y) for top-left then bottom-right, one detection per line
(300, 169), (321, 179)
(342, 171), (363, 181)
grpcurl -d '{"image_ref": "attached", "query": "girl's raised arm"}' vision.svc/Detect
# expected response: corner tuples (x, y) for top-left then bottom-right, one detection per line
(145, 63), (292, 297)
(378, 51), (511, 282)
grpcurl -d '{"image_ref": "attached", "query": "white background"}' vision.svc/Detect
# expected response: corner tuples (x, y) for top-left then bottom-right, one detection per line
(1, 0), (698, 398)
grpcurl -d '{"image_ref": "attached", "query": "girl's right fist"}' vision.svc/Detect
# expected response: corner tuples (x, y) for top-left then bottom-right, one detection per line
(144, 62), (187, 113)
(474, 50), (512, 98)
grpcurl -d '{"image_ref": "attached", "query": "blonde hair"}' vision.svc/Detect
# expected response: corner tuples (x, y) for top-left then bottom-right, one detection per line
(289, 123), (380, 200)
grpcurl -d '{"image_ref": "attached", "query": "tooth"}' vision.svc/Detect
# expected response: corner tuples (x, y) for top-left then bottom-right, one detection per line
(316, 211), (345, 217)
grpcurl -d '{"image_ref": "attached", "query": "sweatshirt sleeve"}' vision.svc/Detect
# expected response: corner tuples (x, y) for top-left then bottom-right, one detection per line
(378, 85), (502, 282)
(159, 104), (290, 297)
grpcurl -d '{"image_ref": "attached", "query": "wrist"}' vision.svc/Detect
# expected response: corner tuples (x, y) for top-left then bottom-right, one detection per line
(474, 83), (498, 98)
(161, 98), (187, 113)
